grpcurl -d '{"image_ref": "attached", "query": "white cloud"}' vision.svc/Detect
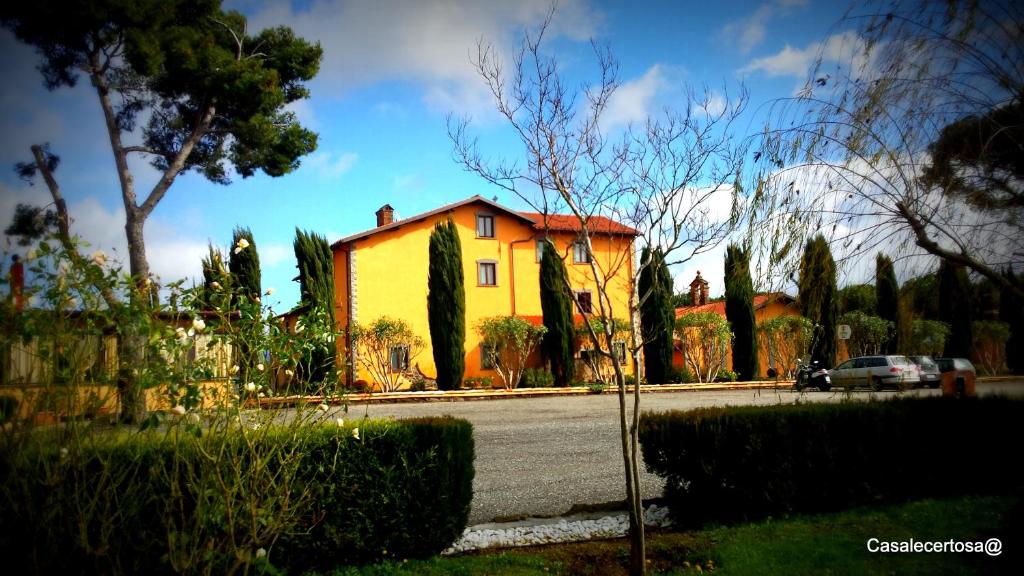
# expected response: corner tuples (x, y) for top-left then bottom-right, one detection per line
(258, 243), (293, 268)
(740, 31), (870, 80)
(303, 150), (359, 179)
(246, 0), (601, 116)
(720, 0), (808, 54)
(602, 65), (667, 129)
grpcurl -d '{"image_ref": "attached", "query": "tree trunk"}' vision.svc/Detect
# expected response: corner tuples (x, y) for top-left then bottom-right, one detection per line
(119, 214), (150, 424)
(615, 350), (646, 575)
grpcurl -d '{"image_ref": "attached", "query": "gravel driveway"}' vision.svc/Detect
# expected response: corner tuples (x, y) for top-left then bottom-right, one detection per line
(341, 382), (1023, 524)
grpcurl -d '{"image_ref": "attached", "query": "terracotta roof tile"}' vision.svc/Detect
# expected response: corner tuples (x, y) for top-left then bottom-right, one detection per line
(674, 292), (795, 318)
(519, 212), (639, 236)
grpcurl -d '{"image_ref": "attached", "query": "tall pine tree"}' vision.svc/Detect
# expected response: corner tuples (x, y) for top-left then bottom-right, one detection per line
(294, 228), (336, 385)
(427, 219), (466, 390)
(939, 261), (974, 358)
(875, 253), (901, 353)
(798, 235), (838, 367)
(638, 247), (674, 383)
(724, 244), (758, 380)
(229, 227), (261, 304)
(540, 239), (576, 387)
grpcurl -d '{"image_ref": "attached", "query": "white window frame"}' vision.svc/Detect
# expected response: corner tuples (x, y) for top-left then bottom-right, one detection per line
(476, 213), (496, 239)
(477, 260), (498, 286)
(573, 240), (592, 264)
(389, 345), (410, 372)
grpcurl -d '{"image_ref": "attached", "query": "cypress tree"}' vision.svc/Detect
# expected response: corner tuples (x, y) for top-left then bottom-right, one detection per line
(294, 229), (336, 385)
(200, 243), (228, 310)
(228, 227), (261, 304)
(638, 247), (674, 383)
(938, 261), (974, 357)
(227, 227), (261, 386)
(797, 235), (838, 367)
(427, 219), (466, 390)
(1000, 268), (1024, 374)
(724, 244), (758, 380)
(540, 239), (576, 387)
(875, 253), (901, 353)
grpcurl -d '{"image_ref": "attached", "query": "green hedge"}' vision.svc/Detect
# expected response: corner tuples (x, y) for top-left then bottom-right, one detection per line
(640, 397), (1024, 528)
(0, 416), (474, 574)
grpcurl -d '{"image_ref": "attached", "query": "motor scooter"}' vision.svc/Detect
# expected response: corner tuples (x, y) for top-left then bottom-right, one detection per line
(795, 359), (832, 391)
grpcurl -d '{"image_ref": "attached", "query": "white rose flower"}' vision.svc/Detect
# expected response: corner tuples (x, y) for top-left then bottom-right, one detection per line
(211, 281), (222, 290)
(192, 317), (206, 332)
(318, 403), (329, 412)
(256, 363), (265, 372)
(336, 417), (345, 427)
(245, 382), (257, 392)
(90, 250), (107, 266)
(171, 405), (186, 415)
(237, 238), (250, 250)
(285, 369), (294, 377)
(230, 365), (240, 375)
(265, 287), (275, 296)
(255, 548), (266, 559)
(352, 427), (360, 440)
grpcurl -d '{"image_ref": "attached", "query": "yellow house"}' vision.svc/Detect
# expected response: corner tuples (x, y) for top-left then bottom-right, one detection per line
(330, 195), (638, 388)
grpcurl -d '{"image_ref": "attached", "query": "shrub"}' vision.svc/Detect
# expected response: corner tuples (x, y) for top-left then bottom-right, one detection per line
(714, 368), (737, 382)
(521, 368), (555, 388)
(463, 376), (494, 389)
(0, 417), (474, 574)
(623, 374), (646, 386)
(477, 316), (546, 389)
(639, 397), (1024, 529)
(0, 396), (17, 422)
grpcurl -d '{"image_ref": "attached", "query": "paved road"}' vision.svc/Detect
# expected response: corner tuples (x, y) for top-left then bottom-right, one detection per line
(344, 381), (1024, 524)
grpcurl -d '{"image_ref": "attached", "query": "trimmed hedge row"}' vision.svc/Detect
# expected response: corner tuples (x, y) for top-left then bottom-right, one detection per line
(639, 397), (1024, 528)
(0, 416), (474, 574)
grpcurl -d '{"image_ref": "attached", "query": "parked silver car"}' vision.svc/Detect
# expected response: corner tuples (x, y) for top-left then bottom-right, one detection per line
(907, 355), (941, 389)
(830, 355), (922, 391)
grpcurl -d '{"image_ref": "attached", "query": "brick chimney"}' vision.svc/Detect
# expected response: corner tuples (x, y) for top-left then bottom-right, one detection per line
(688, 271), (709, 306)
(375, 204), (395, 227)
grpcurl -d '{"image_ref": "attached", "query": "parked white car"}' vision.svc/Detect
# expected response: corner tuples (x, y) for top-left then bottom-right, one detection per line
(830, 355), (922, 391)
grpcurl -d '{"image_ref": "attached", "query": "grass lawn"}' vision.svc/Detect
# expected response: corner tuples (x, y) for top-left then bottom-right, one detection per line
(321, 493), (1020, 575)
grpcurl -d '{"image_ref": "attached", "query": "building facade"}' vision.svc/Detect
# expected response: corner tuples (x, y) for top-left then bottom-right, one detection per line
(330, 196), (638, 388)
(674, 272), (800, 379)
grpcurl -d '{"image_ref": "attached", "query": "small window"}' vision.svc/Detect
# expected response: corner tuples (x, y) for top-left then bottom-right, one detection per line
(480, 344), (495, 369)
(574, 290), (593, 314)
(478, 261), (497, 286)
(573, 241), (591, 264)
(612, 341), (627, 363)
(580, 348), (598, 363)
(536, 240), (546, 263)
(476, 214), (495, 238)
(389, 345), (409, 372)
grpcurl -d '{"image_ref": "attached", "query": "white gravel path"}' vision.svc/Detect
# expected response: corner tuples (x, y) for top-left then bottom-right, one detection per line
(442, 505), (672, 555)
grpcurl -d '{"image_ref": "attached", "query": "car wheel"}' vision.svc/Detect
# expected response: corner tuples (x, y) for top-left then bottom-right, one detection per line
(818, 382), (831, 392)
(929, 381), (940, 389)
(871, 377), (884, 392)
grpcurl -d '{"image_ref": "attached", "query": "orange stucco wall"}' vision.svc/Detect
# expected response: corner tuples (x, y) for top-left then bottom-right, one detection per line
(672, 298), (800, 380)
(333, 201), (635, 388)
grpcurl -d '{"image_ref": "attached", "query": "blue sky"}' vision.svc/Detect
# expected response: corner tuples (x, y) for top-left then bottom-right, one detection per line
(0, 0), (862, 311)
